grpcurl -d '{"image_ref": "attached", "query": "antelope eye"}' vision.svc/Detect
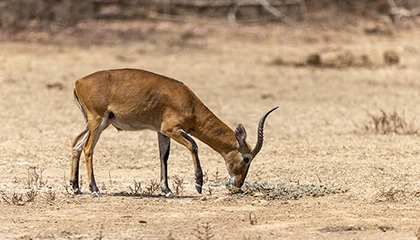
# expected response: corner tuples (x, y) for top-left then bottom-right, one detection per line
(243, 157), (250, 164)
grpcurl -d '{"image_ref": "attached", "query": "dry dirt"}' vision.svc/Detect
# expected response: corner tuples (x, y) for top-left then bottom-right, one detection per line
(1, 19), (420, 239)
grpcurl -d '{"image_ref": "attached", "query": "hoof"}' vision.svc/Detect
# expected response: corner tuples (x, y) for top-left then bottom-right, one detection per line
(195, 184), (202, 194)
(73, 189), (82, 195)
(92, 191), (101, 198)
(70, 182), (82, 195)
(165, 192), (175, 198)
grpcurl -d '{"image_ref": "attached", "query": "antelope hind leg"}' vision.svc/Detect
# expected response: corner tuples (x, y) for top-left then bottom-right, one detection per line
(83, 117), (110, 197)
(70, 127), (89, 194)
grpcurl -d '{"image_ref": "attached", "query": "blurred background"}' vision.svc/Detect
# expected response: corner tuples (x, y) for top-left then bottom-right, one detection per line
(1, 0), (420, 37)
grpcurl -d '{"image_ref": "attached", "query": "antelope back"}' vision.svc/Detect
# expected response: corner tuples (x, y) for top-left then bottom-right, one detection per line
(74, 69), (202, 131)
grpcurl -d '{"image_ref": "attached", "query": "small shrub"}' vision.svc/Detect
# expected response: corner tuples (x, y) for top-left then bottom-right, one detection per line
(44, 189), (56, 204)
(128, 179), (161, 196)
(193, 222), (214, 240)
(11, 192), (25, 206)
(172, 175), (184, 195)
(2, 192), (26, 206)
(25, 189), (38, 202)
(128, 180), (142, 195)
(375, 184), (411, 203)
(145, 179), (160, 195)
(359, 110), (418, 135)
(248, 211), (257, 225)
(212, 168), (222, 183)
(415, 226), (420, 240)
(25, 166), (48, 190)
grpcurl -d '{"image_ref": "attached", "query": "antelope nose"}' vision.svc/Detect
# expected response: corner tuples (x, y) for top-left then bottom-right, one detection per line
(229, 177), (236, 186)
(230, 177), (244, 188)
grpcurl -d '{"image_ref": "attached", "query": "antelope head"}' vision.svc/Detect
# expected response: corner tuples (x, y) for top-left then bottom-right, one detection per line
(225, 107), (278, 187)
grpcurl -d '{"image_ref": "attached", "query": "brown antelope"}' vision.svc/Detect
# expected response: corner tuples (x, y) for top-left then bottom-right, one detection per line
(70, 68), (277, 197)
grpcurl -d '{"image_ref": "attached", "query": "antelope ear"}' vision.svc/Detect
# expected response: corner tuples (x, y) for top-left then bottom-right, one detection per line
(235, 124), (247, 148)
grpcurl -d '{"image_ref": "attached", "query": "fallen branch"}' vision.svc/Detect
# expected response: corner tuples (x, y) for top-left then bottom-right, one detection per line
(228, 0), (300, 24)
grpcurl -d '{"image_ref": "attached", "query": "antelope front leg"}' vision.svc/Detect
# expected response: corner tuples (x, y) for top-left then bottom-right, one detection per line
(180, 130), (203, 194)
(163, 128), (203, 194)
(157, 133), (174, 198)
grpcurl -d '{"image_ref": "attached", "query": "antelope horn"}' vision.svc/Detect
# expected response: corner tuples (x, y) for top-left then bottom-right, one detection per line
(250, 106), (278, 157)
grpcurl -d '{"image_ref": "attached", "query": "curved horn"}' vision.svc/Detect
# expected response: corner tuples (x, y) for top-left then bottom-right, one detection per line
(250, 106), (278, 157)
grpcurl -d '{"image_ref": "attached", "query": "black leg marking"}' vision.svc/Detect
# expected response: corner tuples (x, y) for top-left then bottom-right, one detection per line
(180, 130), (203, 194)
(158, 133), (174, 197)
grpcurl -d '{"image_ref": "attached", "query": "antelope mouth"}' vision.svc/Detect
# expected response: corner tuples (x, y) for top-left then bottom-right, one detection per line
(229, 177), (244, 188)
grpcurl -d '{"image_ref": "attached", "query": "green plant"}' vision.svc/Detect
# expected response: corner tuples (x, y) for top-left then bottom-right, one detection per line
(228, 182), (348, 200)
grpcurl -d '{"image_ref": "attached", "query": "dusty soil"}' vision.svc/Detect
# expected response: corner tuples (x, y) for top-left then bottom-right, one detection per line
(1, 19), (420, 239)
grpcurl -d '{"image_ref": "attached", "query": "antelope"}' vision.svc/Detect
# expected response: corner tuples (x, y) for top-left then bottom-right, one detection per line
(70, 68), (277, 197)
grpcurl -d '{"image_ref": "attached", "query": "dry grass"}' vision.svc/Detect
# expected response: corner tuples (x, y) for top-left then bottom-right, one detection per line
(44, 189), (56, 204)
(2, 192), (25, 206)
(374, 184), (420, 203)
(0, 167), (57, 206)
(193, 222), (214, 240)
(128, 179), (143, 195)
(172, 175), (185, 195)
(145, 179), (160, 195)
(376, 187), (406, 203)
(358, 110), (419, 135)
(25, 188), (38, 202)
(25, 166), (48, 190)
(270, 50), (393, 69)
(128, 178), (173, 196)
(416, 227), (420, 240)
(248, 211), (257, 225)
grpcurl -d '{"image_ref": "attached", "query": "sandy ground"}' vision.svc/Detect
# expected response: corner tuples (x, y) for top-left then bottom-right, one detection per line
(1, 19), (420, 239)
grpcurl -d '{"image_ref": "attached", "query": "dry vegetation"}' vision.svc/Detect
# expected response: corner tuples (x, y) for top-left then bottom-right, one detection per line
(360, 109), (419, 135)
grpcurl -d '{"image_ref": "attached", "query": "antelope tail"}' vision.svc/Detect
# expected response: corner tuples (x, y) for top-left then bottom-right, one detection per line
(74, 87), (88, 125)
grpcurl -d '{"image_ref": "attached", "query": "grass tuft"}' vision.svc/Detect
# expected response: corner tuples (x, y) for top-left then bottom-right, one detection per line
(2, 167), (57, 205)
(172, 175), (184, 195)
(26, 166), (48, 190)
(193, 222), (214, 240)
(226, 182), (348, 200)
(358, 109), (418, 135)
(128, 178), (168, 196)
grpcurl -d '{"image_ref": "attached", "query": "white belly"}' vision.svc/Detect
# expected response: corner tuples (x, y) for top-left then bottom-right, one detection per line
(109, 118), (158, 132)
